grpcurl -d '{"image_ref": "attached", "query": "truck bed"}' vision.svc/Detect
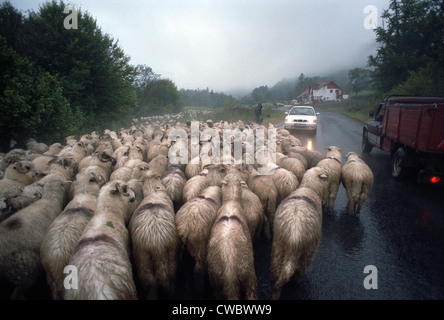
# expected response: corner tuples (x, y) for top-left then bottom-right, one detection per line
(382, 102), (444, 153)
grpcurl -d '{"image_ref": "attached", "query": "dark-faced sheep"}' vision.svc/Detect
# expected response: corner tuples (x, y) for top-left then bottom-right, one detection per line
(65, 180), (137, 300)
(316, 146), (343, 214)
(207, 172), (257, 300)
(0, 174), (70, 299)
(341, 152), (374, 215)
(129, 170), (179, 299)
(270, 166), (329, 300)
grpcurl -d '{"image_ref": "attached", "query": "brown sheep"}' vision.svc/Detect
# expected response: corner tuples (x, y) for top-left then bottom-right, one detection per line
(129, 170), (179, 299)
(207, 172), (257, 300)
(175, 186), (222, 292)
(65, 180), (138, 300)
(341, 152), (374, 215)
(270, 166), (329, 300)
(316, 146), (343, 214)
(0, 175), (70, 299)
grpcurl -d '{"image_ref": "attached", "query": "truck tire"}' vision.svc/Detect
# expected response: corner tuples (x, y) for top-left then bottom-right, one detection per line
(392, 147), (408, 179)
(362, 130), (373, 153)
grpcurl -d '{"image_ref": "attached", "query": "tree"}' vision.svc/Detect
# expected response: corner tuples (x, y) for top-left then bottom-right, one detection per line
(368, 0), (444, 94)
(136, 79), (183, 116)
(0, 37), (80, 152)
(348, 68), (372, 95)
(14, 0), (137, 130)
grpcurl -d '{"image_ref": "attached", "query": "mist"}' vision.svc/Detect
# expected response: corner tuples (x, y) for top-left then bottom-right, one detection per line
(15, 0), (390, 94)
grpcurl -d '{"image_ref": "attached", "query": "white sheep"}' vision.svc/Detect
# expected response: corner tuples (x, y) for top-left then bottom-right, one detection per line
(207, 172), (257, 300)
(270, 166), (329, 300)
(316, 146), (343, 214)
(40, 168), (105, 299)
(0, 174), (70, 299)
(26, 138), (49, 154)
(175, 185), (222, 292)
(65, 180), (138, 300)
(129, 170), (179, 299)
(341, 152), (374, 215)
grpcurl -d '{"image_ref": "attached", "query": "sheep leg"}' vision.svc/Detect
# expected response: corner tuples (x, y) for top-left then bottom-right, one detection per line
(271, 250), (295, 300)
(345, 189), (356, 215)
(243, 275), (258, 300)
(262, 215), (272, 241)
(327, 183), (339, 215)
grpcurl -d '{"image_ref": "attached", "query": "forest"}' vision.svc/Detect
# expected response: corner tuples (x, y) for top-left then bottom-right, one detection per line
(1, 0), (443, 151)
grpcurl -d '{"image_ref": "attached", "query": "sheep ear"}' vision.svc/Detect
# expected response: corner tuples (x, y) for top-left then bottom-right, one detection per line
(116, 183), (130, 197)
(16, 162), (31, 173)
(319, 173), (328, 180)
(221, 180), (227, 185)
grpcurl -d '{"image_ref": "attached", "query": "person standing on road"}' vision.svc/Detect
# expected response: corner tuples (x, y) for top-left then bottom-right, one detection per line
(255, 103), (262, 124)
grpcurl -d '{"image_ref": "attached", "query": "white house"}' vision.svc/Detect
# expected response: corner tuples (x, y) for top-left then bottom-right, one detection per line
(298, 80), (349, 103)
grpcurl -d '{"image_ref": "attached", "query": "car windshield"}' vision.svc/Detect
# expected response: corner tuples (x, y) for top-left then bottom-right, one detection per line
(289, 107), (315, 116)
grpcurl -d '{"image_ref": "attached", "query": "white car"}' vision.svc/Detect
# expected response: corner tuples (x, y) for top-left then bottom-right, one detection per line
(284, 105), (319, 133)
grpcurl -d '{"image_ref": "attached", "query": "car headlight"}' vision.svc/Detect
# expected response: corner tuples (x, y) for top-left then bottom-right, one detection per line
(285, 118), (291, 123)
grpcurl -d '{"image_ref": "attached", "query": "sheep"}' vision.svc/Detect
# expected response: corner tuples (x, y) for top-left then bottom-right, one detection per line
(58, 141), (89, 163)
(0, 161), (37, 191)
(129, 170), (179, 299)
(45, 157), (79, 181)
(65, 180), (138, 300)
(316, 146), (343, 214)
(182, 168), (210, 203)
(207, 172), (257, 300)
(175, 186), (222, 292)
(283, 145), (325, 169)
(26, 138), (49, 154)
(0, 174), (70, 299)
(276, 152), (306, 182)
(246, 166), (278, 241)
(78, 150), (116, 181)
(43, 143), (63, 156)
(109, 158), (143, 182)
(259, 162), (300, 204)
(270, 166), (329, 300)
(40, 168), (105, 299)
(161, 163), (187, 209)
(341, 152), (374, 215)
(147, 154), (168, 177)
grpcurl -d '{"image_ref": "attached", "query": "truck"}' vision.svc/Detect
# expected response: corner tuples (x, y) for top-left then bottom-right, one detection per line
(362, 95), (444, 185)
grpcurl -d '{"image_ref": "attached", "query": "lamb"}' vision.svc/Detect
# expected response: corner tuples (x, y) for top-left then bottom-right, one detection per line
(40, 168), (105, 299)
(207, 172), (257, 300)
(65, 180), (138, 300)
(175, 185), (222, 292)
(316, 146), (343, 214)
(341, 152), (374, 215)
(270, 166), (329, 300)
(129, 170), (179, 299)
(0, 174), (70, 299)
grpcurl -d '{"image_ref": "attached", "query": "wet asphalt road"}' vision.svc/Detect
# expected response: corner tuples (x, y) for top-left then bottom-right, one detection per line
(267, 110), (444, 300)
(1, 111), (443, 301)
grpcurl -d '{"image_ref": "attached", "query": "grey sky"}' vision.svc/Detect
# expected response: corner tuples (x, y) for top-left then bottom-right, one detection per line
(13, 0), (391, 93)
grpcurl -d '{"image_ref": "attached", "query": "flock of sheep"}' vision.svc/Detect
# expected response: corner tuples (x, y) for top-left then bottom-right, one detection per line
(0, 118), (373, 300)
